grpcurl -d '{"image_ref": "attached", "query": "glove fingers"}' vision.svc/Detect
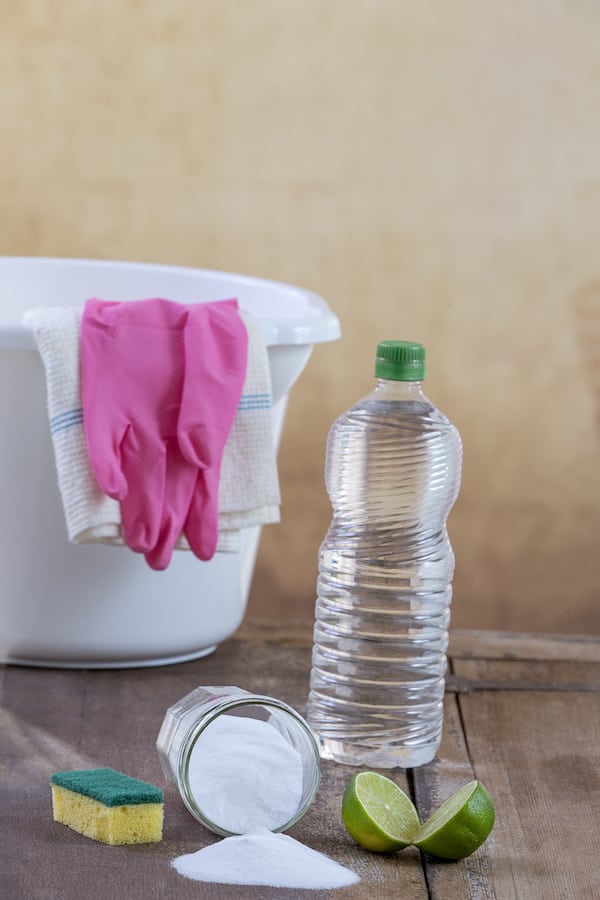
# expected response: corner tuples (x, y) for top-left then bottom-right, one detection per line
(84, 422), (129, 500)
(177, 423), (211, 471)
(178, 300), (248, 468)
(183, 466), (221, 561)
(119, 427), (166, 554)
(144, 440), (200, 571)
(177, 304), (212, 469)
(144, 512), (181, 571)
(179, 302), (248, 562)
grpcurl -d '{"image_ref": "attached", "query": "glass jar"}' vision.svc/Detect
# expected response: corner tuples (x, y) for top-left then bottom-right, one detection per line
(156, 685), (321, 836)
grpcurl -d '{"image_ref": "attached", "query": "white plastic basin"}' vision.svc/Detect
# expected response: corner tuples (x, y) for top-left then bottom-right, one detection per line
(0, 257), (340, 667)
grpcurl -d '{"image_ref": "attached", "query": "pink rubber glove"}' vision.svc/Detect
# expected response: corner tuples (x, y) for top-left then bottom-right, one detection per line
(81, 297), (246, 569)
(179, 301), (248, 560)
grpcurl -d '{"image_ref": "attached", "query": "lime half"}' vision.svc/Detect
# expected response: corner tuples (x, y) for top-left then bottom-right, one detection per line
(341, 771), (420, 853)
(415, 780), (495, 860)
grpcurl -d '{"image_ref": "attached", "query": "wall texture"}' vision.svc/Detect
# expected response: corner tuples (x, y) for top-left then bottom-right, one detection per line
(1, 2), (598, 632)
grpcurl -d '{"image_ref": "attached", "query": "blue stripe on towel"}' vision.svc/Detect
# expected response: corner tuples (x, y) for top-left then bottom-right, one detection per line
(238, 393), (272, 411)
(48, 394), (269, 436)
(50, 407), (84, 434)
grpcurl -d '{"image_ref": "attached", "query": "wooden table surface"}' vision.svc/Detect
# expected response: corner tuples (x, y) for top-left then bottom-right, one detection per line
(2, 622), (599, 900)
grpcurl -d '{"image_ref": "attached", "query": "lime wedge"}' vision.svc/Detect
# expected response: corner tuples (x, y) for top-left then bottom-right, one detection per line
(341, 771), (420, 853)
(415, 780), (495, 860)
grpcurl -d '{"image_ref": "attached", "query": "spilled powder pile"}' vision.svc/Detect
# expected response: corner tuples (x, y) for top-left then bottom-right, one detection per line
(171, 830), (360, 890)
(188, 713), (304, 833)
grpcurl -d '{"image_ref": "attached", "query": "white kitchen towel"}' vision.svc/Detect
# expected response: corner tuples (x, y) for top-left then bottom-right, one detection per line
(23, 305), (280, 555)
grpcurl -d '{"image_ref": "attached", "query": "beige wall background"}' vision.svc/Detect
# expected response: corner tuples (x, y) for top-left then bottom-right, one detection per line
(1, 2), (598, 633)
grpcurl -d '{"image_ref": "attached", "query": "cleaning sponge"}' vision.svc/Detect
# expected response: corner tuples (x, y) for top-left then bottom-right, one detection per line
(50, 767), (164, 844)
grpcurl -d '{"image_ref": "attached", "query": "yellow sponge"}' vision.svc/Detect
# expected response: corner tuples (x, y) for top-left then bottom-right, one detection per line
(50, 768), (164, 845)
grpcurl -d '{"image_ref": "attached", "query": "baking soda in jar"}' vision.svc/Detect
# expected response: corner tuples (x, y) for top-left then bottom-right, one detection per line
(156, 686), (320, 836)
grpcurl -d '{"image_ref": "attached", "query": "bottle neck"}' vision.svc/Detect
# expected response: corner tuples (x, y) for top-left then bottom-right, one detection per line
(373, 377), (428, 400)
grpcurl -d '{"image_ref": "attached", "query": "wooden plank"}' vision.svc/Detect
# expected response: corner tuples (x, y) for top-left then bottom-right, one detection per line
(417, 634), (600, 899)
(236, 618), (314, 647)
(455, 689), (600, 900)
(412, 694), (498, 899)
(451, 658), (600, 692)
(449, 629), (600, 663)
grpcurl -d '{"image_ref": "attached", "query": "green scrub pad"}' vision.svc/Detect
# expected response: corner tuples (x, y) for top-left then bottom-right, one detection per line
(50, 767), (164, 844)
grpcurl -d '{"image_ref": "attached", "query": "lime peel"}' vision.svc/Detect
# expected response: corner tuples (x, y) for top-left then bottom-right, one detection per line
(415, 780), (495, 860)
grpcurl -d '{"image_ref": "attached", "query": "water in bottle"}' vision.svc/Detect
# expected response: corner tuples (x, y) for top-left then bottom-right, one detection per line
(306, 341), (462, 768)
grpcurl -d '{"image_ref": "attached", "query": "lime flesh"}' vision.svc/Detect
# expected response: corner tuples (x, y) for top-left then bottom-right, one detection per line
(341, 771), (420, 853)
(415, 780), (495, 860)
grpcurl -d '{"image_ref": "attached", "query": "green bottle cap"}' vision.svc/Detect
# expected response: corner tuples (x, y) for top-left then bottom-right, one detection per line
(375, 341), (426, 381)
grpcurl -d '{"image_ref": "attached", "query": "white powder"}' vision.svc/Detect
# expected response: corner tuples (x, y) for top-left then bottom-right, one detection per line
(171, 830), (360, 889)
(172, 709), (359, 889)
(188, 712), (305, 833)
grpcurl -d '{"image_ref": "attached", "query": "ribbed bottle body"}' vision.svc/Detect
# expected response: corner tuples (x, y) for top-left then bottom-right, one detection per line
(307, 384), (462, 768)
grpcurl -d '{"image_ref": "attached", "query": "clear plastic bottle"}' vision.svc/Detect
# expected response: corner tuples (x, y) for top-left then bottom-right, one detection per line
(306, 341), (462, 768)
